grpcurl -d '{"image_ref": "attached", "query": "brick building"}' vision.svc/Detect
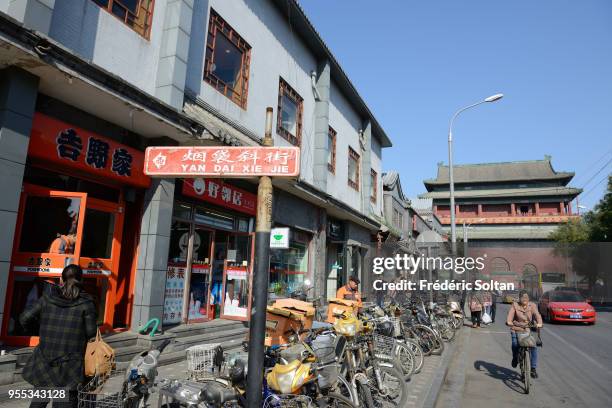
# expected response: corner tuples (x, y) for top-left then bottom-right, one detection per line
(420, 157), (582, 289)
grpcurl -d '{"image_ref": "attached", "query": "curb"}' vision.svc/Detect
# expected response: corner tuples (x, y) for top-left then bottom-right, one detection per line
(421, 326), (467, 408)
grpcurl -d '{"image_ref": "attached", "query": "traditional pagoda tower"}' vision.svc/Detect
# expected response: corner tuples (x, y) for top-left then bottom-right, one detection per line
(419, 156), (582, 288)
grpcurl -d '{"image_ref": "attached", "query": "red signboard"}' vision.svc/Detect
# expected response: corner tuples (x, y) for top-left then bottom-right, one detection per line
(144, 146), (300, 178)
(182, 179), (257, 216)
(28, 113), (150, 188)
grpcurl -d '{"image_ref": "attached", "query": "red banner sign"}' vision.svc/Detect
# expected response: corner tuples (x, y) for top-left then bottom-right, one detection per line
(144, 146), (300, 178)
(28, 113), (150, 188)
(182, 179), (256, 216)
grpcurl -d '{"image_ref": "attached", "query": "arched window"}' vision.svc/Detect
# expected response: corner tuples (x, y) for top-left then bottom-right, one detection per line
(522, 264), (537, 276)
(491, 257), (510, 274)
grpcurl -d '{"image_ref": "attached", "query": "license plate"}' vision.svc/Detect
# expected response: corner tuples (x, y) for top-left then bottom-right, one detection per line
(570, 313), (582, 319)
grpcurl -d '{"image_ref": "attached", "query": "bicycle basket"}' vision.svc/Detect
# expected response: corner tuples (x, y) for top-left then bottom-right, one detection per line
(311, 333), (337, 364)
(263, 394), (312, 408)
(372, 334), (396, 359)
(517, 332), (537, 348)
(77, 371), (125, 408)
(186, 343), (221, 380)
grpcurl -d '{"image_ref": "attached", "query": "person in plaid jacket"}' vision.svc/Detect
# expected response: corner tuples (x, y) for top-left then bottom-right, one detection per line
(19, 264), (97, 407)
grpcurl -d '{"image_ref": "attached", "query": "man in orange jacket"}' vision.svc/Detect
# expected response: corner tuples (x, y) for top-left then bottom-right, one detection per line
(336, 276), (362, 307)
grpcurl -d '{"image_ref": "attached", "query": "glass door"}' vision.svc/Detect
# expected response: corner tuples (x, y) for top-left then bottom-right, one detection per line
(220, 232), (254, 321)
(186, 226), (213, 322)
(2, 184), (87, 345)
(78, 198), (124, 330)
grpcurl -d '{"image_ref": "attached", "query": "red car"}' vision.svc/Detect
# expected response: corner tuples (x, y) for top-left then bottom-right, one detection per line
(538, 291), (596, 324)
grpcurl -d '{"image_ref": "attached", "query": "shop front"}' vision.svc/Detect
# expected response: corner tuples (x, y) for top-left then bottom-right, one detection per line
(163, 178), (256, 325)
(1, 113), (150, 346)
(269, 227), (312, 298)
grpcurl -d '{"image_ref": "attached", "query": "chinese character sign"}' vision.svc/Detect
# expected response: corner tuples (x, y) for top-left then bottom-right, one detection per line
(144, 146), (300, 178)
(28, 113), (150, 188)
(182, 179), (257, 216)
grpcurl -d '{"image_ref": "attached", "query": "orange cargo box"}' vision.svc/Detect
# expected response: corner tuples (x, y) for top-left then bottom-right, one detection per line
(265, 306), (306, 346)
(272, 298), (316, 329)
(326, 298), (359, 323)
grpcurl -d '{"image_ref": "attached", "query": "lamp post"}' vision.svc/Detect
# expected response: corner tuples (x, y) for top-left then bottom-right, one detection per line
(449, 94), (504, 268)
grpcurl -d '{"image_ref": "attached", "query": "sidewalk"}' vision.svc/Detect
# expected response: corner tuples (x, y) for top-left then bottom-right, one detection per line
(405, 322), (465, 408)
(1, 328), (464, 408)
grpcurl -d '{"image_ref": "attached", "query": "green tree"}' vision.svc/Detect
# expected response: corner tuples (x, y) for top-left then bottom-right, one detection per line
(588, 175), (612, 242)
(548, 218), (590, 243)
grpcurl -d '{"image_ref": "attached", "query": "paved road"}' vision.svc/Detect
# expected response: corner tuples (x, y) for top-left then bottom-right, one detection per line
(437, 302), (612, 408)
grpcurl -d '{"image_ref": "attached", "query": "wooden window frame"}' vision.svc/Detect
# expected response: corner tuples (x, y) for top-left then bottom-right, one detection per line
(370, 168), (377, 203)
(327, 126), (337, 173)
(204, 9), (251, 109)
(348, 147), (360, 191)
(277, 78), (304, 146)
(91, 0), (155, 39)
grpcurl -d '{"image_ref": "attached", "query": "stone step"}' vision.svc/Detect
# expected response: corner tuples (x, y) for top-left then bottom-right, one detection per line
(166, 319), (247, 339)
(173, 327), (249, 352)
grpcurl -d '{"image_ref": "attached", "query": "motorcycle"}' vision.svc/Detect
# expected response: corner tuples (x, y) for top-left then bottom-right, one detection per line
(123, 339), (172, 408)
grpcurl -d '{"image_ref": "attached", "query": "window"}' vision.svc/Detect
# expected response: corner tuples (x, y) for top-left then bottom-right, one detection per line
(370, 169), (377, 203)
(81, 209), (115, 259)
(348, 147), (360, 190)
(270, 230), (311, 297)
(392, 208), (403, 230)
(327, 126), (337, 173)
(277, 78), (303, 145)
(204, 9), (251, 108)
(91, 0), (154, 38)
(19, 196), (81, 254)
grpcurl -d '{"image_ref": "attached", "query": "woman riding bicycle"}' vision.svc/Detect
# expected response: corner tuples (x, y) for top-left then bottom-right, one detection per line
(506, 290), (543, 379)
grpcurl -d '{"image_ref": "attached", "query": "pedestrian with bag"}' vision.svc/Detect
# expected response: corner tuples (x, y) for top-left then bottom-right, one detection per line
(469, 289), (483, 328)
(19, 264), (98, 408)
(481, 291), (493, 325)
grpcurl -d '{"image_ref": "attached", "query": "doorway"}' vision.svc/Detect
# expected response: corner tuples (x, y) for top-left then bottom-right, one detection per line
(2, 183), (125, 345)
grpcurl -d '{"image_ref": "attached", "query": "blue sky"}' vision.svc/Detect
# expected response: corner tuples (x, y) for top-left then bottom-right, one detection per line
(299, 0), (612, 209)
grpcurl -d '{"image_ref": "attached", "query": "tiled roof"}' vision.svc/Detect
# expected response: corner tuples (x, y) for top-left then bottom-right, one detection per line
(419, 186), (582, 200)
(424, 158), (574, 187)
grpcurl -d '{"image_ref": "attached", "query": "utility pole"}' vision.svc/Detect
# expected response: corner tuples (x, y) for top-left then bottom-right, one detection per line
(246, 107), (274, 406)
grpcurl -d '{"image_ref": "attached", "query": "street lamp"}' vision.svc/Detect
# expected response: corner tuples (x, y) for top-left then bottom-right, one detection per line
(448, 94), (504, 262)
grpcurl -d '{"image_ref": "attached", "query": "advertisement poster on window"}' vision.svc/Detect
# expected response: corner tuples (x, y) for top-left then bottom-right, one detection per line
(222, 267), (249, 318)
(163, 264), (186, 324)
(188, 264), (211, 320)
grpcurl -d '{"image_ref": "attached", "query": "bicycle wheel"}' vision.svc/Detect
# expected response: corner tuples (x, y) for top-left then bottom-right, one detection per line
(333, 374), (358, 406)
(439, 320), (456, 342)
(523, 349), (530, 394)
(316, 393), (358, 407)
(430, 330), (445, 355)
(403, 339), (424, 374)
(409, 325), (436, 356)
(393, 342), (415, 380)
(356, 376), (374, 408)
(368, 362), (408, 408)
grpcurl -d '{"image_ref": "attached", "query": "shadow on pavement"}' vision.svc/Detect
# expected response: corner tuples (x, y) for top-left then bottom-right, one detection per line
(473, 360), (525, 394)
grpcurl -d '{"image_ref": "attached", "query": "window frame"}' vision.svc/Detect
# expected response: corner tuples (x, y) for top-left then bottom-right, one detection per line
(277, 78), (304, 146)
(348, 147), (360, 191)
(370, 169), (377, 203)
(327, 126), (337, 173)
(91, 0), (155, 39)
(203, 9), (252, 109)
